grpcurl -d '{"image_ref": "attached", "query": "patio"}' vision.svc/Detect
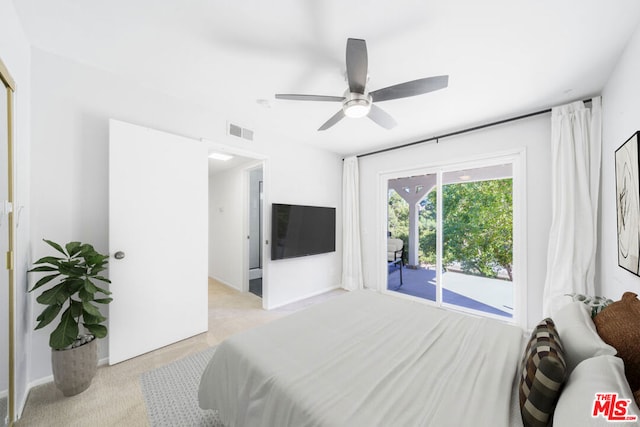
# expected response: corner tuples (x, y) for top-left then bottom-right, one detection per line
(387, 265), (513, 318)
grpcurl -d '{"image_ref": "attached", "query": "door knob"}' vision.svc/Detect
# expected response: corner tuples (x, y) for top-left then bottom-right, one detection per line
(114, 251), (125, 260)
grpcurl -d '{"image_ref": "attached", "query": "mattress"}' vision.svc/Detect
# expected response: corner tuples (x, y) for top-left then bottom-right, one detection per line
(199, 290), (524, 427)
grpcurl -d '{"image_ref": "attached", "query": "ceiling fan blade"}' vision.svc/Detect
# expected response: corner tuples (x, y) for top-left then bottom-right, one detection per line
(367, 104), (397, 129)
(346, 38), (368, 94)
(318, 109), (346, 131)
(275, 94), (344, 102)
(370, 75), (449, 102)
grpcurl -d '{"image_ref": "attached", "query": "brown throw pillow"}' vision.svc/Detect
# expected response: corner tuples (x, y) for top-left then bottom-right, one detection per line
(519, 318), (567, 427)
(594, 291), (640, 407)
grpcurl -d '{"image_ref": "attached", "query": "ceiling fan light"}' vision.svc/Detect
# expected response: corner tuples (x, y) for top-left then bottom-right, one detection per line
(343, 98), (371, 118)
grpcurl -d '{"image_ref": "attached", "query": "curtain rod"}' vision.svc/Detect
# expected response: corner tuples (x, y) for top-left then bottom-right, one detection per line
(355, 98), (593, 159)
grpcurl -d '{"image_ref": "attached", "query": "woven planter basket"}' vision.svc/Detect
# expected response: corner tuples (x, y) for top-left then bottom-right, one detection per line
(51, 338), (98, 397)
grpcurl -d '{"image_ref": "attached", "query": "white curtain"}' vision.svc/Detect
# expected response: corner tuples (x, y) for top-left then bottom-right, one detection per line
(542, 97), (602, 317)
(342, 156), (364, 291)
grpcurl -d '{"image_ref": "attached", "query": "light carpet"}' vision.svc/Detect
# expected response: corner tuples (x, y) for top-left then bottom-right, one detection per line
(0, 396), (6, 421)
(140, 346), (223, 427)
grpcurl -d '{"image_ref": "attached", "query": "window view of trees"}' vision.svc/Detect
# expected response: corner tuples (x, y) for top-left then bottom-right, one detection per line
(388, 178), (513, 280)
(387, 190), (409, 257)
(419, 191), (437, 266)
(442, 179), (512, 280)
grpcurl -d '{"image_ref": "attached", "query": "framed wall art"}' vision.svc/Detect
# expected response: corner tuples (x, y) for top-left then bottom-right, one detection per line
(615, 131), (640, 275)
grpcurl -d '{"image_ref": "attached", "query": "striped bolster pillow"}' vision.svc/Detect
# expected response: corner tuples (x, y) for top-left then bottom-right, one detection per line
(519, 318), (567, 427)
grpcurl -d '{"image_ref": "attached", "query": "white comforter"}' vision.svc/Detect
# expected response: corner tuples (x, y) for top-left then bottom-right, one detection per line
(199, 290), (524, 427)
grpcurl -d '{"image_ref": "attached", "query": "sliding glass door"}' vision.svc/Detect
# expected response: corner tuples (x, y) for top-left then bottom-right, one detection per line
(440, 165), (513, 319)
(386, 159), (519, 323)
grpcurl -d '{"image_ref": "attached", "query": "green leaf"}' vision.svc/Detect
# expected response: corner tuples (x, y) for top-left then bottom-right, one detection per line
(28, 266), (58, 273)
(78, 287), (92, 302)
(84, 323), (107, 339)
(34, 304), (63, 330)
(29, 273), (60, 292)
(93, 275), (111, 284)
(50, 308), (79, 349)
(83, 312), (106, 325)
(89, 266), (107, 276)
(79, 243), (95, 256)
(36, 284), (71, 305)
(65, 242), (82, 257)
(93, 284), (112, 295)
(94, 297), (113, 304)
(57, 262), (85, 278)
(44, 239), (67, 257)
(82, 301), (102, 317)
(83, 279), (98, 294)
(86, 254), (100, 264)
(66, 278), (84, 294)
(69, 299), (83, 318)
(32, 256), (62, 266)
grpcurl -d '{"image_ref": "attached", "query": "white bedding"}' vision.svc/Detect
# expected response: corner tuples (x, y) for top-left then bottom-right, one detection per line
(199, 290), (524, 427)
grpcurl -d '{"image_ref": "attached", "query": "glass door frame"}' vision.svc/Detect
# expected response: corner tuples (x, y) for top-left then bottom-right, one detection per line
(378, 149), (527, 328)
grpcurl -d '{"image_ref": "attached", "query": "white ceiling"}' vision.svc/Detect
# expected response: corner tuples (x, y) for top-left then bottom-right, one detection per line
(13, 0), (640, 157)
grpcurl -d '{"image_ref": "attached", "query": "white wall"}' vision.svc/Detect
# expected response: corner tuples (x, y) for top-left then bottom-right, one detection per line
(208, 166), (246, 289)
(0, 0), (31, 418)
(265, 143), (343, 308)
(359, 115), (552, 329)
(600, 23), (640, 299)
(29, 48), (343, 383)
(208, 149), (342, 307)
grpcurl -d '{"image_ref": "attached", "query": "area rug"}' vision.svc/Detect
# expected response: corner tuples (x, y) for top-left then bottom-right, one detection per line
(140, 346), (224, 426)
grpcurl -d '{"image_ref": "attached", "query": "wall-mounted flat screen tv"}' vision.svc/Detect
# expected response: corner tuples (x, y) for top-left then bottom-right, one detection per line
(271, 203), (336, 260)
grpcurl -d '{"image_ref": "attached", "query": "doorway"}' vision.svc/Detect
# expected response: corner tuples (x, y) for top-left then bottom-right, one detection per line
(207, 145), (268, 306)
(248, 166), (264, 297)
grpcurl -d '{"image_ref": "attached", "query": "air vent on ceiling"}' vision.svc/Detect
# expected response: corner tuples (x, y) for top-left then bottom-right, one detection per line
(228, 122), (254, 141)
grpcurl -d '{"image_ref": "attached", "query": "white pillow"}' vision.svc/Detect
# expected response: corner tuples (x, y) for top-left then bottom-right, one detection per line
(554, 355), (638, 426)
(553, 302), (616, 374)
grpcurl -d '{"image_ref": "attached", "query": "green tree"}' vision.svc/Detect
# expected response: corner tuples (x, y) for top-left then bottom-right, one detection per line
(387, 190), (409, 262)
(387, 179), (512, 279)
(418, 191), (437, 265)
(442, 179), (513, 280)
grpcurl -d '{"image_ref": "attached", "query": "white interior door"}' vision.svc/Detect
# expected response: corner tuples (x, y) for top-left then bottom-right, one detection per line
(108, 119), (208, 365)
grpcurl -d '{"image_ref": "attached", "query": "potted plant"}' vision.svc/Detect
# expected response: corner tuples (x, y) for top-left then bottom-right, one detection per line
(28, 239), (112, 396)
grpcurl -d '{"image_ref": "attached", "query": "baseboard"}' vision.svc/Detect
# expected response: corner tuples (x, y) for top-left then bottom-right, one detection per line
(26, 373), (54, 395)
(266, 285), (342, 310)
(17, 387), (29, 421)
(210, 276), (241, 291)
(17, 354), (111, 422)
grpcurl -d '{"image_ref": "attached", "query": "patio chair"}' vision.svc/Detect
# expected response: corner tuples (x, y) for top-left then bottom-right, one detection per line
(388, 238), (404, 286)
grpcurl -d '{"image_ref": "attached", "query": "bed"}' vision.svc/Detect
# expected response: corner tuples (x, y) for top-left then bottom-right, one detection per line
(198, 290), (525, 426)
(199, 290), (640, 426)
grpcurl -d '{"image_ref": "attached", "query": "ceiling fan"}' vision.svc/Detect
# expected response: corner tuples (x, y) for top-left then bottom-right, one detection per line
(275, 38), (449, 131)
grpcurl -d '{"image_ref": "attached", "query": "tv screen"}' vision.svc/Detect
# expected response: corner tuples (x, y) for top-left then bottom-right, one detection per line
(271, 203), (336, 260)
